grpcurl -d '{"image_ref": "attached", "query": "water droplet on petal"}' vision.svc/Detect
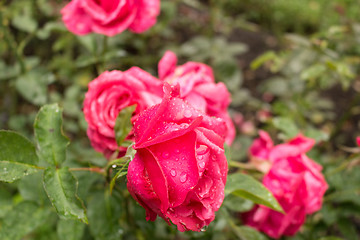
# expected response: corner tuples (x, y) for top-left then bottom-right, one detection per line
(199, 161), (205, 168)
(112, 165), (117, 168)
(184, 109), (192, 118)
(212, 155), (217, 161)
(162, 152), (169, 158)
(180, 172), (187, 183)
(201, 226), (208, 232)
(170, 169), (177, 177)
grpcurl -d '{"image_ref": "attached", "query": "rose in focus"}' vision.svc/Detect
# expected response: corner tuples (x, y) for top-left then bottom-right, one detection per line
(127, 84), (228, 231)
(61, 0), (160, 36)
(158, 51), (235, 146)
(83, 68), (162, 158)
(243, 131), (328, 238)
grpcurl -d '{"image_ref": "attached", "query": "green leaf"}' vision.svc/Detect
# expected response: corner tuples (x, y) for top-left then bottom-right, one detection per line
(88, 191), (123, 240)
(0, 130), (38, 165)
(0, 187), (12, 218)
(300, 63), (326, 81)
(109, 144), (136, 193)
(250, 51), (277, 70)
(12, 14), (38, 33)
(232, 225), (267, 240)
(0, 201), (51, 240)
(224, 194), (254, 212)
(272, 117), (298, 139)
(18, 172), (49, 204)
(57, 219), (85, 240)
(15, 69), (55, 106)
(34, 104), (69, 167)
(43, 167), (88, 223)
(225, 173), (284, 213)
(114, 105), (136, 147)
(0, 161), (39, 183)
(305, 127), (329, 143)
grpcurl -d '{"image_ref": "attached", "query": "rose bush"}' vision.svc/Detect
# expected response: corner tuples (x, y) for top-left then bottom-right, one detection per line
(127, 83), (228, 231)
(243, 131), (328, 238)
(61, 0), (160, 36)
(83, 68), (162, 158)
(158, 51), (235, 145)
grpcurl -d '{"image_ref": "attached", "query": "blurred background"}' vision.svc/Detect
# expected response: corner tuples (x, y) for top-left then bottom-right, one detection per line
(1, 0), (360, 239)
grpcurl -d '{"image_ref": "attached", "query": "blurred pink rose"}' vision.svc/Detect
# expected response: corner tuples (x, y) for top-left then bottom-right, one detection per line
(244, 131), (328, 238)
(356, 137), (360, 147)
(127, 84), (228, 231)
(61, 0), (160, 36)
(158, 51), (235, 146)
(83, 68), (162, 158)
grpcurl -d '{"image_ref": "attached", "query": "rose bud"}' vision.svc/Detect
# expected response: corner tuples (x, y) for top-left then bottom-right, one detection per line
(61, 0), (160, 36)
(158, 51), (235, 146)
(83, 68), (162, 158)
(127, 83), (228, 231)
(243, 131), (328, 238)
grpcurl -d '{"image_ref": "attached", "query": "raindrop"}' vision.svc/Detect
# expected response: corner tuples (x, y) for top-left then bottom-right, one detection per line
(175, 149), (180, 154)
(199, 161), (205, 168)
(184, 109), (192, 118)
(162, 152), (169, 158)
(198, 155), (203, 160)
(211, 155), (217, 161)
(112, 164), (117, 168)
(170, 169), (177, 177)
(180, 172), (187, 183)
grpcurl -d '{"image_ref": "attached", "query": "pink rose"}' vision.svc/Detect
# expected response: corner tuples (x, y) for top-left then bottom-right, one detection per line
(357, 137), (360, 147)
(244, 132), (328, 238)
(61, 0), (160, 36)
(83, 68), (162, 158)
(127, 84), (228, 231)
(158, 51), (235, 146)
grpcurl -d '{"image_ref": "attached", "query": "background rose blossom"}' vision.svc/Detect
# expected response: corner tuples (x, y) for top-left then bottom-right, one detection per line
(61, 0), (160, 36)
(127, 84), (228, 231)
(83, 68), (162, 158)
(244, 132), (328, 238)
(158, 51), (235, 146)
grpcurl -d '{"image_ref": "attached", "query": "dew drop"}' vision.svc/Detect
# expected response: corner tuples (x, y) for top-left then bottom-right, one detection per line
(184, 109), (192, 118)
(112, 164), (117, 168)
(162, 152), (169, 158)
(211, 155), (217, 161)
(198, 155), (203, 160)
(201, 226), (208, 232)
(199, 161), (205, 168)
(175, 149), (180, 154)
(180, 172), (187, 183)
(170, 169), (177, 177)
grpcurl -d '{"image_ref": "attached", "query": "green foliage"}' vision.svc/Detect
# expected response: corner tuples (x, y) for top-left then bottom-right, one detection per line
(0, 201), (51, 240)
(34, 104), (69, 167)
(225, 173), (284, 213)
(0, 161), (39, 183)
(114, 105), (136, 147)
(1, 0), (360, 239)
(43, 167), (88, 223)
